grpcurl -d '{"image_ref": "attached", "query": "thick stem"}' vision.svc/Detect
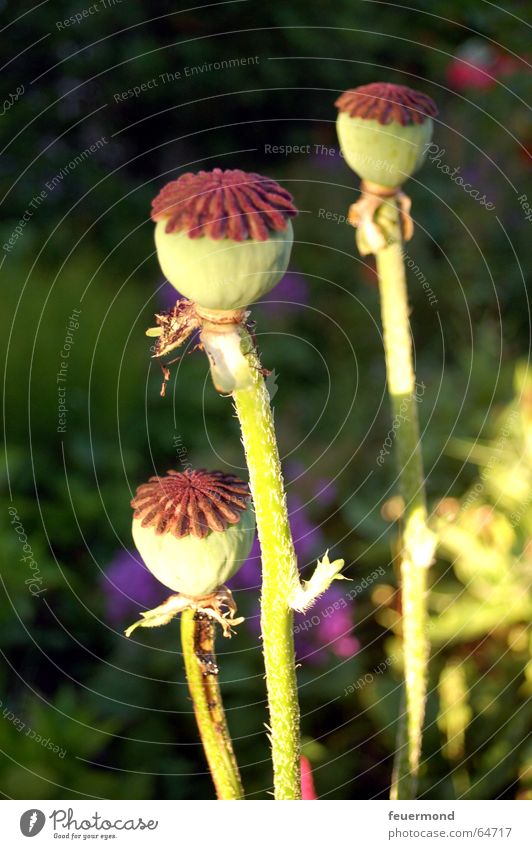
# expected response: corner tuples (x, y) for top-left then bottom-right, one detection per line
(390, 689), (410, 801)
(374, 200), (435, 800)
(232, 332), (302, 800)
(181, 608), (244, 800)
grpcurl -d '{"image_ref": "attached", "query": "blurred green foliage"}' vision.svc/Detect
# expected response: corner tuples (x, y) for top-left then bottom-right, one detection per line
(1, 0), (530, 799)
(374, 366), (532, 799)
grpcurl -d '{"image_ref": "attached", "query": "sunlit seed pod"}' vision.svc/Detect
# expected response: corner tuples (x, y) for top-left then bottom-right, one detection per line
(131, 468), (255, 598)
(335, 82), (438, 188)
(151, 168), (297, 310)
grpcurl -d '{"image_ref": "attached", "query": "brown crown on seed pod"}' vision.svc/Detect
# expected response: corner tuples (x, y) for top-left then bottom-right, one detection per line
(335, 82), (438, 126)
(131, 468), (251, 538)
(151, 168), (297, 242)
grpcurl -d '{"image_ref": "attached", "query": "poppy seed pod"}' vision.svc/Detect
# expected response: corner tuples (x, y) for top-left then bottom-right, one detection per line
(151, 169), (298, 310)
(131, 468), (255, 598)
(336, 83), (438, 188)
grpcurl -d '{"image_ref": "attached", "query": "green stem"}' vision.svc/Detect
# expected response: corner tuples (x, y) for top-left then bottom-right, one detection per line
(374, 200), (435, 799)
(232, 333), (302, 800)
(181, 608), (244, 800)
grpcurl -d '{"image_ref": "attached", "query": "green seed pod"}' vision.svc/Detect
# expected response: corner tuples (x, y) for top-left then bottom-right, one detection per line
(131, 469), (255, 598)
(151, 169), (297, 310)
(336, 83), (438, 188)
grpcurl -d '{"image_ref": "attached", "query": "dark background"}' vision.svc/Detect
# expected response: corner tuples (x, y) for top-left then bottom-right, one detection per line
(1, 0), (531, 800)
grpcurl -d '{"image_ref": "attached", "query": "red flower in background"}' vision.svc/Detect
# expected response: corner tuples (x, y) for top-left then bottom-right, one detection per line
(447, 39), (524, 91)
(301, 756), (318, 800)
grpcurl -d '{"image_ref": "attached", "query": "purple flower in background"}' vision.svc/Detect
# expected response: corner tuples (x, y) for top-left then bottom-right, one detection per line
(228, 535), (261, 591)
(290, 494), (324, 562)
(310, 148), (345, 173)
(285, 460), (338, 508)
(229, 493), (323, 593)
(229, 490), (357, 665)
(259, 271), (309, 314)
(156, 271), (309, 316)
(153, 272), (308, 372)
(295, 583), (360, 664)
(102, 549), (166, 624)
(156, 278), (180, 311)
(314, 477), (338, 507)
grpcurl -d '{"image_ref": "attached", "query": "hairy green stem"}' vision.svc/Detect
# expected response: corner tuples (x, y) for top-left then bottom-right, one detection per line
(232, 333), (302, 800)
(200, 318), (343, 797)
(181, 608), (244, 800)
(374, 200), (435, 800)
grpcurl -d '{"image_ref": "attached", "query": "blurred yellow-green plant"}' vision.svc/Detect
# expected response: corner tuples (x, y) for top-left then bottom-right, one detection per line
(432, 363), (532, 646)
(373, 364), (532, 799)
